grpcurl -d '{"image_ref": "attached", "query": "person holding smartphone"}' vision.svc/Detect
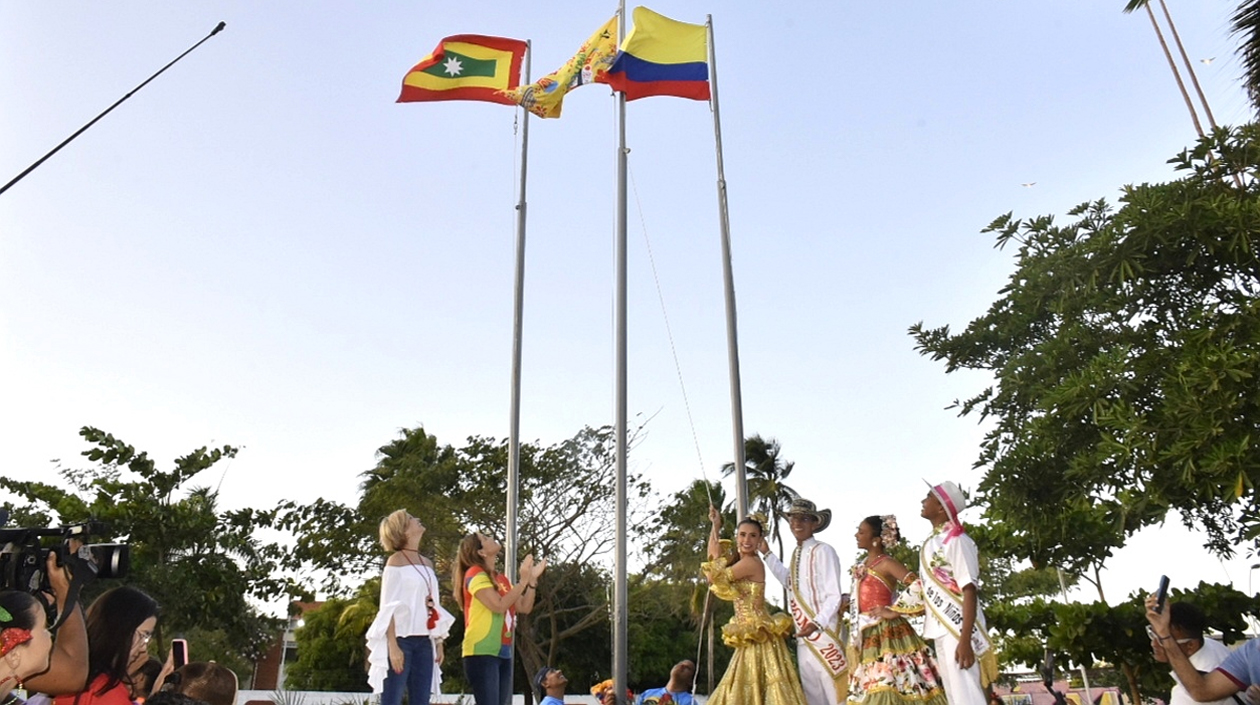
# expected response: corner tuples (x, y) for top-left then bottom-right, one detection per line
(1148, 601), (1233, 705)
(1145, 592), (1260, 702)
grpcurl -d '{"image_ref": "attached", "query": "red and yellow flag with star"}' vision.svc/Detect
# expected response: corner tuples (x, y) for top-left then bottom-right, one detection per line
(398, 35), (528, 105)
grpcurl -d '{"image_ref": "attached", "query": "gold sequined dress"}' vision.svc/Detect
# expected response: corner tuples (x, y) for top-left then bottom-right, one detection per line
(702, 557), (808, 705)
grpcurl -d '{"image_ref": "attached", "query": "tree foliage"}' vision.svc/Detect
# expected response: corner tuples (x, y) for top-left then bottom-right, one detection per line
(282, 425), (656, 696)
(986, 582), (1260, 703)
(0, 427), (286, 665)
(911, 125), (1260, 563)
(285, 595), (371, 692)
(641, 480), (729, 584)
(720, 435), (799, 559)
(636, 480), (735, 694)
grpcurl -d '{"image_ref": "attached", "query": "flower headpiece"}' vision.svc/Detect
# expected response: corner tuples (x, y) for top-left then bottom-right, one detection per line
(879, 514), (900, 550)
(0, 604), (33, 658)
(0, 628), (31, 657)
(590, 679), (633, 702)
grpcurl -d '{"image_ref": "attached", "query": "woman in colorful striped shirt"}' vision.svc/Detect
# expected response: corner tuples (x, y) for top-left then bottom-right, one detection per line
(452, 533), (546, 705)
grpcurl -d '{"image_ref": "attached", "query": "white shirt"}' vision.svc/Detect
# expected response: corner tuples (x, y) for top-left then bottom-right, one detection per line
(920, 529), (984, 640)
(374, 563), (452, 638)
(765, 536), (844, 630)
(365, 562), (455, 694)
(1170, 637), (1233, 705)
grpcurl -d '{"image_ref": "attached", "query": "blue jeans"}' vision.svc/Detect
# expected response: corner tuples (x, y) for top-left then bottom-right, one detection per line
(463, 655), (513, 705)
(380, 635), (434, 705)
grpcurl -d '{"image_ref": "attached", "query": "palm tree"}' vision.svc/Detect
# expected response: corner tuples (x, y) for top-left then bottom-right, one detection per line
(1126, 0), (1260, 112)
(1230, 1), (1260, 108)
(720, 435), (800, 563)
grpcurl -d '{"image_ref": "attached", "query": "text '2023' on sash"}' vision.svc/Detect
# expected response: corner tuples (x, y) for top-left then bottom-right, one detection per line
(788, 597), (847, 675)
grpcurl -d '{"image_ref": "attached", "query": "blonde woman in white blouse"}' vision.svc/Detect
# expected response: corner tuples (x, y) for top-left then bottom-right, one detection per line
(366, 510), (455, 705)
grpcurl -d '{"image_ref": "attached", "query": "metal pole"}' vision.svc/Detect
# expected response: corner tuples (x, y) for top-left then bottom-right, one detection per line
(506, 42), (531, 587)
(705, 16), (748, 519)
(609, 6), (630, 705)
(507, 44), (531, 703)
(1056, 569), (1093, 702)
(613, 5), (630, 702)
(1, 22), (227, 197)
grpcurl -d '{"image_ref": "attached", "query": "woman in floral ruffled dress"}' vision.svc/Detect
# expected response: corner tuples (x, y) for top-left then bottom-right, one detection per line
(846, 515), (947, 705)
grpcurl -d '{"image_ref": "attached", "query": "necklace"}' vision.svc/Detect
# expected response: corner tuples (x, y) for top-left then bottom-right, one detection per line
(400, 551), (440, 630)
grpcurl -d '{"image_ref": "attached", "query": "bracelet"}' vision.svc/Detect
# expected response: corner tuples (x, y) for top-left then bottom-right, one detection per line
(1157, 633), (1174, 641)
(523, 584), (534, 592)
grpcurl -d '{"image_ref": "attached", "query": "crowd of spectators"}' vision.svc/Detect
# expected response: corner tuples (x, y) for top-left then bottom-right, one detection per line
(0, 553), (237, 705)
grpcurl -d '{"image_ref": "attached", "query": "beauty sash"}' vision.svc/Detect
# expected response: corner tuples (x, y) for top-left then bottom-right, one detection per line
(790, 543), (848, 699)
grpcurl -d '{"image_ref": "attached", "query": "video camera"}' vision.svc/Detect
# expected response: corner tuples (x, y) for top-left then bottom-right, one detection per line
(0, 515), (130, 596)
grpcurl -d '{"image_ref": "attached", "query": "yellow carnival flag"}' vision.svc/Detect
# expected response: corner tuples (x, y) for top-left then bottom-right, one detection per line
(502, 16), (618, 118)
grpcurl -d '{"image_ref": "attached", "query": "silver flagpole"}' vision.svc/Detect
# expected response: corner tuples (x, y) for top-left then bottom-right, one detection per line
(613, 3), (630, 704)
(507, 41), (531, 589)
(706, 16), (748, 518)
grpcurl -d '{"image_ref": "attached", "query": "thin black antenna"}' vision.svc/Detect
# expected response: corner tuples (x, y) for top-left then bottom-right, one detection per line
(1, 21), (226, 197)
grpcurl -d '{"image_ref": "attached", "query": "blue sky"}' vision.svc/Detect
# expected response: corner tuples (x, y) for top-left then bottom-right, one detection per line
(2, 1), (1256, 605)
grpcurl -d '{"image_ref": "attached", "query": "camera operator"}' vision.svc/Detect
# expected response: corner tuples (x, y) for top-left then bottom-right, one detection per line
(19, 552), (89, 698)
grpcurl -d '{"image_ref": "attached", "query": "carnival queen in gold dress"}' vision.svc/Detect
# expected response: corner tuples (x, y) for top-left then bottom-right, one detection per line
(702, 506), (807, 705)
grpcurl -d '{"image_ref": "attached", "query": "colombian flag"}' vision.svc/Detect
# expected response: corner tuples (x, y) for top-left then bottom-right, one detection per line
(398, 35), (528, 105)
(599, 7), (709, 101)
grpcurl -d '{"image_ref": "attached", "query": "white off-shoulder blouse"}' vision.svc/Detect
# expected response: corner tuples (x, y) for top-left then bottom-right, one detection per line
(365, 562), (455, 694)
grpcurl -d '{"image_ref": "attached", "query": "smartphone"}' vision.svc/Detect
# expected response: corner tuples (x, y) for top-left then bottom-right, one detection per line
(1155, 575), (1170, 614)
(172, 638), (189, 669)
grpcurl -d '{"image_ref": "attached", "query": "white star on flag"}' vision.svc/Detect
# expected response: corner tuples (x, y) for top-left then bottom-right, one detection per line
(443, 57), (463, 76)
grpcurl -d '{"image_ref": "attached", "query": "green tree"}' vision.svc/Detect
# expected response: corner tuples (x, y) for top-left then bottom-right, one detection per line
(639, 480), (735, 694)
(281, 425), (655, 698)
(987, 583), (1260, 704)
(0, 427), (286, 665)
(641, 480), (728, 583)
(911, 125), (1260, 562)
(720, 435), (799, 559)
(912, 125), (1260, 703)
(285, 596), (371, 692)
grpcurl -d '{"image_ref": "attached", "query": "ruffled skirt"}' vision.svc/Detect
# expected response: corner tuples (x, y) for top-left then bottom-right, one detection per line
(708, 612), (807, 705)
(847, 617), (947, 705)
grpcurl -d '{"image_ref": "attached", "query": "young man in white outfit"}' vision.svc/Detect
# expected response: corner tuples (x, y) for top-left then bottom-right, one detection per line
(920, 481), (996, 705)
(762, 497), (846, 705)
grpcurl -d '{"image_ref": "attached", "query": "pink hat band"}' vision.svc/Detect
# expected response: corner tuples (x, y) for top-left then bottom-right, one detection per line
(933, 484), (961, 524)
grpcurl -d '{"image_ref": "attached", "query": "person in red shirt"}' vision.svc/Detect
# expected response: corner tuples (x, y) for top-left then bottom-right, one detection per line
(55, 587), (159, 705)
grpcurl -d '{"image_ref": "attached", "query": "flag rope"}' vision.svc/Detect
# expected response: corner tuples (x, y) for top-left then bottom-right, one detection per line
(627, 163), (714, 509)
(628, 159), (716, 694)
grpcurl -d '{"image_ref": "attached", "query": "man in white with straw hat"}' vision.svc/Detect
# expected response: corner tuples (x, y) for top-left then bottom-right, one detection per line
(920, 481), (998, 705)
(762, 497), (847, 705)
